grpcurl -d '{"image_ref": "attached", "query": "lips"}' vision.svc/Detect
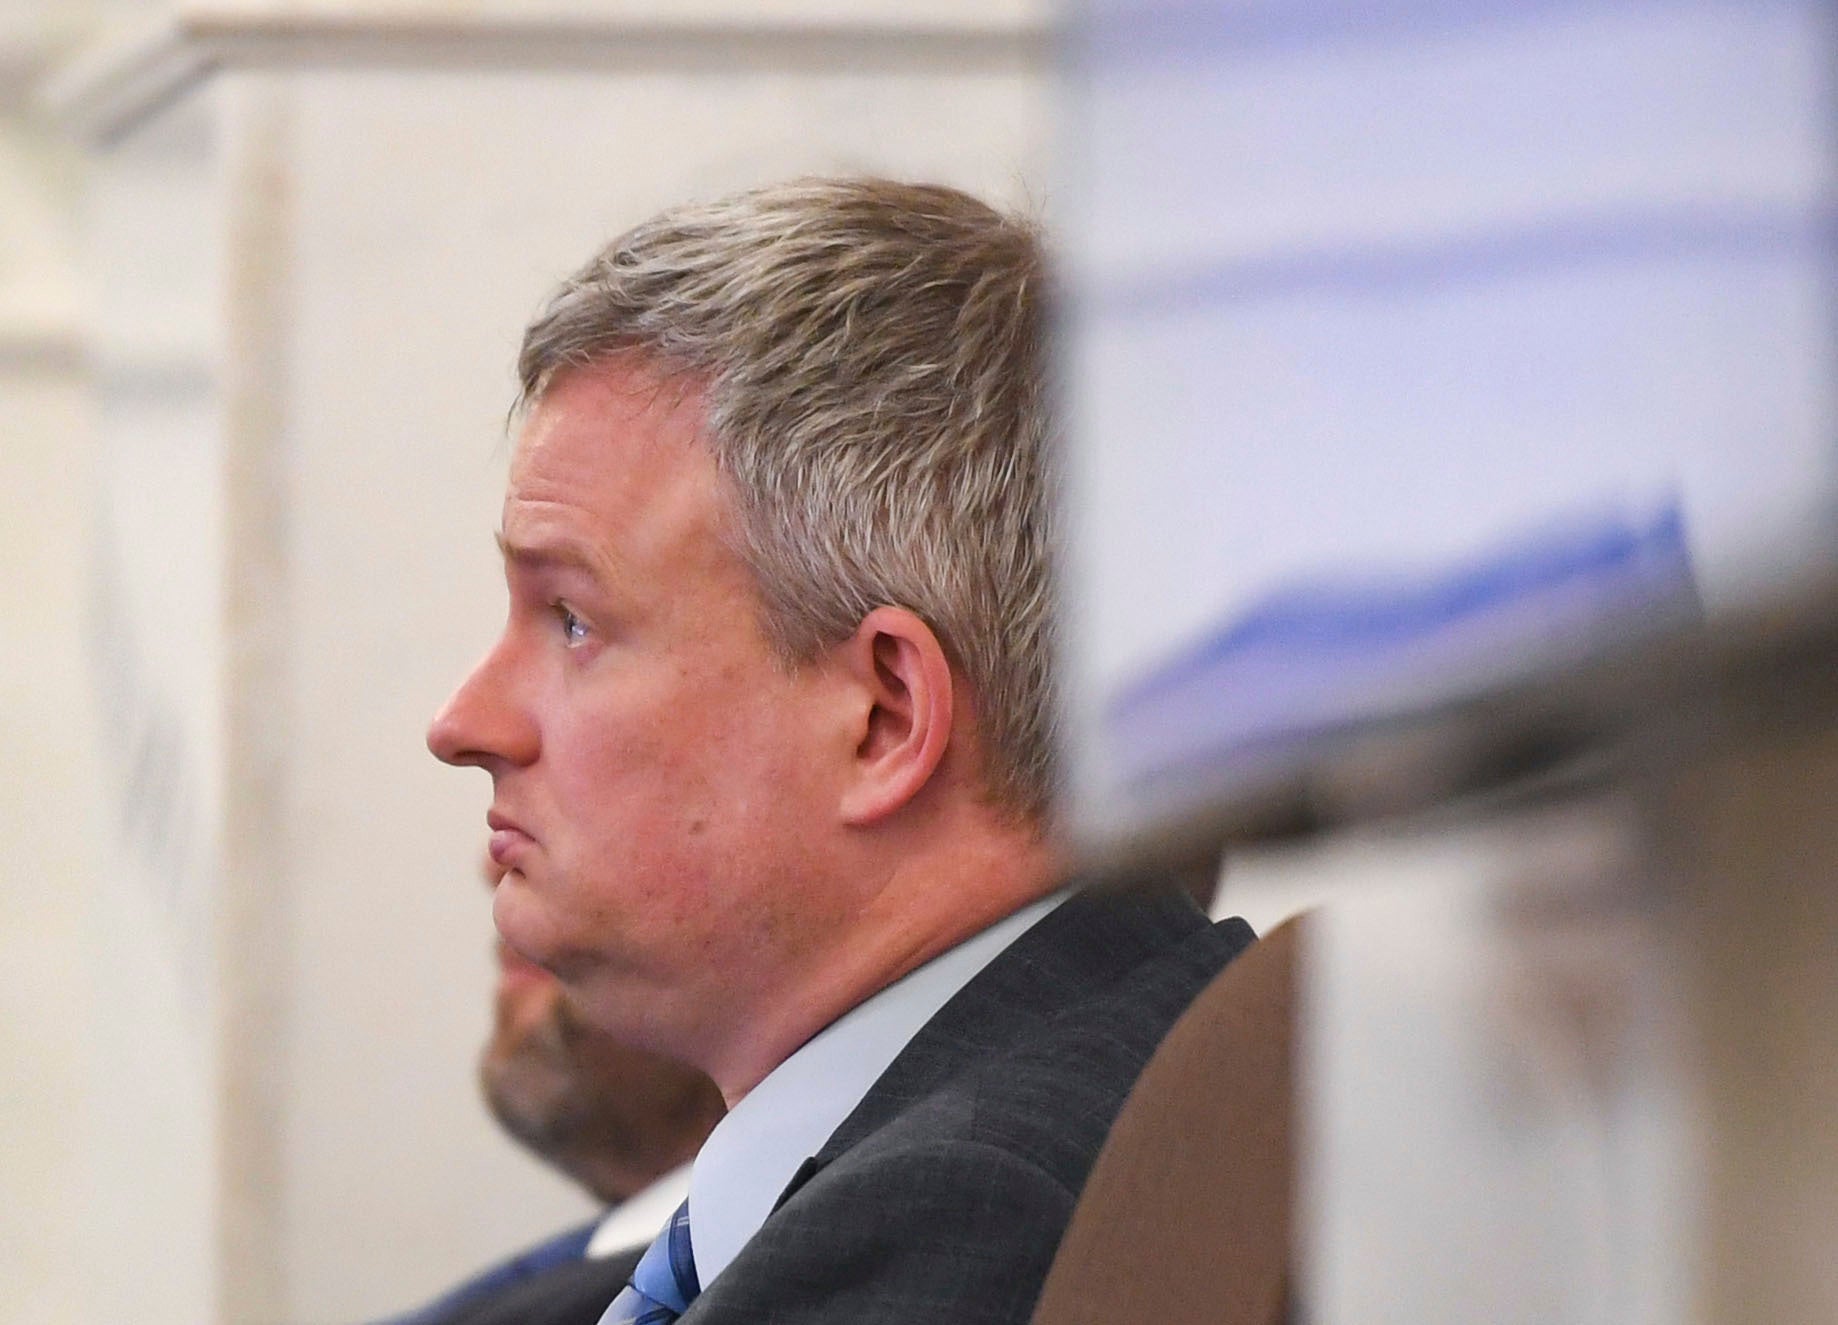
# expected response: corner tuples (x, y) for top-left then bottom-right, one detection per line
(486, 808), (535, 869)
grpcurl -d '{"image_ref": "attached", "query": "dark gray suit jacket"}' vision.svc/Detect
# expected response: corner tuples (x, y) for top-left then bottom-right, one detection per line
(680, 884), (1256, 1324)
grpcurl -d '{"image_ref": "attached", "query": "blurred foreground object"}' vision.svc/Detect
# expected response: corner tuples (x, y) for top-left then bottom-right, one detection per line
(1043, 581), (1838, 1323)
(1063, 0), (1838, 856)
(1056, 1), (1838, 1319)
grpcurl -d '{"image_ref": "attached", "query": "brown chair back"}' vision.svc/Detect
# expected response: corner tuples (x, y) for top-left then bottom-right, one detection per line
(1031, 913), (1306, 1325)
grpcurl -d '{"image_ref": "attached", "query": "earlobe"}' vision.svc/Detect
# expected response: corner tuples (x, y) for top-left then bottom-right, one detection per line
(837, 606), (955, 826)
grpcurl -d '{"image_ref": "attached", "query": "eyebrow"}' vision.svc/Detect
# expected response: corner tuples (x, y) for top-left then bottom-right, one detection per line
(494, 532), (605, 580)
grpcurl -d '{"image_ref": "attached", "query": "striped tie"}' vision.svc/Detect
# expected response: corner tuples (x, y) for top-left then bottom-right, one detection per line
(600, 1199), (700, 1325)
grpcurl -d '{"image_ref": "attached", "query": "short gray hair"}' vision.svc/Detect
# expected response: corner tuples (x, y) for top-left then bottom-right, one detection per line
(517, 177), (1058, 821)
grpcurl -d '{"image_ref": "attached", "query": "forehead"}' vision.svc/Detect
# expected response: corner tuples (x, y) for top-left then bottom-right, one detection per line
(512, 359), (708, 490)
(503, 360), (733, 567)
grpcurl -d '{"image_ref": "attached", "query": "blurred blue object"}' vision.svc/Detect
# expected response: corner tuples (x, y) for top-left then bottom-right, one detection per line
(1105, 504), (1698, 800)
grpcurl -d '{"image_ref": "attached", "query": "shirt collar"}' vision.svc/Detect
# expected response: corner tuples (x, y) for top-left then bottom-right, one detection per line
(585, 1160), (695, 1259)
(686, 889), (1069, 1289)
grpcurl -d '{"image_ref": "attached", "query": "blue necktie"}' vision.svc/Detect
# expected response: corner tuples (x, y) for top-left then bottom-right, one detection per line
(601, 1199), (700, 1325)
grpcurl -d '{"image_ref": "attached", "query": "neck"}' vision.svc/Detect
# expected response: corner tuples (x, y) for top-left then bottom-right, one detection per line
(707, 824), (1063, 1107)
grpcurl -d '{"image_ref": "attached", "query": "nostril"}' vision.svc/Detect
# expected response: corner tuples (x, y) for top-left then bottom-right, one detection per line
(427, 690), (477, 766)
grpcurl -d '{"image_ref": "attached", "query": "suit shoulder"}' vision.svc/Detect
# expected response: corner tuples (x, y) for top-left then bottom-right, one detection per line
(857, 905), (1256, 1198)
(697, 1138), (1071, 1324)
(964, 916), (1252, 1180)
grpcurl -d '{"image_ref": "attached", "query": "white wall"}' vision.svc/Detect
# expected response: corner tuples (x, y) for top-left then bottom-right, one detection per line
(81, 84), (228, 1324)
(0, 16), (102, 1323)
(0, 365), (102, 1325)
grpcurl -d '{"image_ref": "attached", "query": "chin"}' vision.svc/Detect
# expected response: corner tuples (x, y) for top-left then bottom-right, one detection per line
(491, 877), (562, 965)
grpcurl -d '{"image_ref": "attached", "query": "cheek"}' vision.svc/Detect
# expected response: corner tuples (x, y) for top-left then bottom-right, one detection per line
(536, 657), (827, 913)
(548, 669), (722, 790)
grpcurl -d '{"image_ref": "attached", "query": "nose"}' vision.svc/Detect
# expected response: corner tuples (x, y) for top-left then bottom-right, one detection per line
(427, 638), (538, 770)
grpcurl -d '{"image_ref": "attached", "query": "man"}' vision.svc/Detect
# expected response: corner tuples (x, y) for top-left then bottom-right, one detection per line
(427, 177), (1254, 1323)
(376, 857), (725, 1325)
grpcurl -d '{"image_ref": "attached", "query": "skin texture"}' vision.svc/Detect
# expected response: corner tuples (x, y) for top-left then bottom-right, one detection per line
(429, 356), (1060, 1105)
(478, 854), (724, 1205)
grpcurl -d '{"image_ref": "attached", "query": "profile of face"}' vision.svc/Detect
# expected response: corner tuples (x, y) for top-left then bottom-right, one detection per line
(478, 853), (723, 1204)
(428, 358), (853, 1081)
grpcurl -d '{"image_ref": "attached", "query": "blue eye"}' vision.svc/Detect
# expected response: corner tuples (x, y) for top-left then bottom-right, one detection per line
(554, 604), (589, 645)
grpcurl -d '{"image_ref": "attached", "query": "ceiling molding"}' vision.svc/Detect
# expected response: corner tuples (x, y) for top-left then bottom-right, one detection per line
(43, 5), (1054, 145)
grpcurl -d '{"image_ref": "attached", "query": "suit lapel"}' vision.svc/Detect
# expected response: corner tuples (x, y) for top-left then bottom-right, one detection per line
(781, 882), (1214, 1197)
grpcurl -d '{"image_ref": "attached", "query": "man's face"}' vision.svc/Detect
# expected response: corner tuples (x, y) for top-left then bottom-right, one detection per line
(429, 359), (849, 1070)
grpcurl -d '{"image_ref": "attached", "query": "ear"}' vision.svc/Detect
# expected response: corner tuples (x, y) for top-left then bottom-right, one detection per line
(833, 605), (956, 826)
